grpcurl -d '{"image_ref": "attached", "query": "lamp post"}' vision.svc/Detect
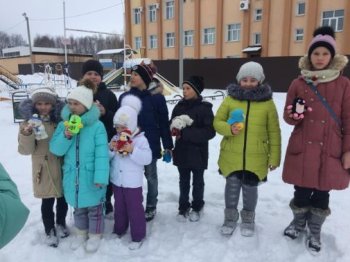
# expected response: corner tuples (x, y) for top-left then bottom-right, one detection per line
(179, 0), (184, 87)
(22, 12), (34, 74)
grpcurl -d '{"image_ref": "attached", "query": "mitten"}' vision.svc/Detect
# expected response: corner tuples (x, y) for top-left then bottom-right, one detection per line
(162, 149), (172, 163)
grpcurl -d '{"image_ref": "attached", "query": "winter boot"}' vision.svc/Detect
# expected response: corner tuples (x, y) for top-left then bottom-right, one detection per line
(85, 233), (102, 253)
(176, 208), (190, 223)
(45, 228), (59, 248)
(306, 207), (331, 253)
(70, 228), (88, 250)
(220, 208), (239, 236)
(145, 207), (157, 222)
(56, 224), (70, 238)
(189, 209), (202, 222)
(284, 200), (309, 240)
(240, 209), (255, 237)
(128, 240), (144, 250)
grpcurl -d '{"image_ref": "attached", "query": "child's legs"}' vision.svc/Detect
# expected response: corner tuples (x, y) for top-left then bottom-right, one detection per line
(178, 167), (191, 211)
(56, 196), (68, 226)
(125, 187), (145, 242)
(74, 207), (89, 231)
(242, 184), (258, 212)
(88, 204), (104, 234)
(113, 185), (129, 235)
(41, 198), (55, 234)
(293, 186), (313, 207)
(225, 174), (242, 210)
(310, 189), (330, 209)
(191, 168), (205, 211)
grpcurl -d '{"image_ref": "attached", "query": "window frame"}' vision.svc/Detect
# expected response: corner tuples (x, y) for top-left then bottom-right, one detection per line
(149, 35), (158, 49)
(165, 32), (175, 48)
(252, 33), (261, 45)
(227, 23), (241, 42)
(165, 0), (174, 20)
(148, 4), (157, 22)
(296, 2), (305, 16)
(133, 8), (141, 24)
(254, 9), (263, 21)
(203, 28), (216, 45)
(295, 28), (304, 42)
(321, 9), (344, 32)
(184, 30), (194, 46)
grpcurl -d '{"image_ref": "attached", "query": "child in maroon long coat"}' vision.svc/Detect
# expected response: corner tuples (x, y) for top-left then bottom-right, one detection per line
(282, 26), (350, 253)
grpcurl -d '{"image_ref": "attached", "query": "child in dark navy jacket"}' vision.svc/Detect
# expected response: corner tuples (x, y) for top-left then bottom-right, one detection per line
(170, 76), (216, 222)
(119, 62), (173, 222)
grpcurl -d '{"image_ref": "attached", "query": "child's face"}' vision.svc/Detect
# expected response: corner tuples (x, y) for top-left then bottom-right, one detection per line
(182, 83), (198, 100)
(239, 77), (259, 89)
(130, 71), (147, 90)
(67, 99), (86, 115)
(115, 125), (127, 134)
(83, 71), (102, 86)
(34, 101), (53, 116)
(310, 46), (332, 70)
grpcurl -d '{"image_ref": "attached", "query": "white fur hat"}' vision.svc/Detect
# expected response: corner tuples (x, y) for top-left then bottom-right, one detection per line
(236, 61), (265, 83)
(67, 79), (96, 109)
(113, 95), (142, 133)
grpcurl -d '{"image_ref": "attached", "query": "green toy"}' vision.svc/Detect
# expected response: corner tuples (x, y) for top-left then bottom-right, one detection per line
(64, 114), (83, 135)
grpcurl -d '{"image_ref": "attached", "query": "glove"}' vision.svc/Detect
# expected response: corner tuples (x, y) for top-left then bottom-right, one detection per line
(162, 149), (172, 163)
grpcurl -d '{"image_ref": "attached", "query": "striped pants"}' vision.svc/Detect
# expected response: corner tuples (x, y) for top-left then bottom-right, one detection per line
(74, 204), (104, 234)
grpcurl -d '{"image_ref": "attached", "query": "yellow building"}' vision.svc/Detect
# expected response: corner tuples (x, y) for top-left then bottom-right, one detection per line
(125, 0), (350, 59)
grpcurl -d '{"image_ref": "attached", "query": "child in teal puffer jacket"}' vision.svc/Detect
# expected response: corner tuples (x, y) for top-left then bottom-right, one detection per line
(50, 79), (109, 253)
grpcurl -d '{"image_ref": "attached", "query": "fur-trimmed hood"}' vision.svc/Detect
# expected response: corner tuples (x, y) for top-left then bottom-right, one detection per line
(299, 54), (348, 71)
(61, 104), (100, 127)
(227, 83), (272, 101)
(18, 98), (65, 123)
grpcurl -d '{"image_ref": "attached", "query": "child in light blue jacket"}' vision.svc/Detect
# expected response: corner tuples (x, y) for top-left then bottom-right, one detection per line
(50, 79), (109, 253)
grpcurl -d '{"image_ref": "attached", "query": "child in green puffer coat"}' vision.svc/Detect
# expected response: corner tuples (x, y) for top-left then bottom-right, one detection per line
(214, 61), (281, 237)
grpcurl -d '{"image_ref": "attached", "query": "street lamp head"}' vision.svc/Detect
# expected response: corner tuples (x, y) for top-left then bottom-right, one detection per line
(22, 12), (27, 18)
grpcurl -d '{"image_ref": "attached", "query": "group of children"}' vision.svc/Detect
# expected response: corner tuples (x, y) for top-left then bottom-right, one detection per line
(13, 26), (350, 254)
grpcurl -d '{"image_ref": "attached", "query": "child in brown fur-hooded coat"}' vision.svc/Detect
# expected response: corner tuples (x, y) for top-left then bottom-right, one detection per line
(18, 86), (67, 248)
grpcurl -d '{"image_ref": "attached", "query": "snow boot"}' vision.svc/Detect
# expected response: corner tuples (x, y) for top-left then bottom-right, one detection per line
(284, 199), (309, 240)
(56, 224), (70, 238)
(240, 209), (255, 237)
(128, 240), (143, 250)
(189, 209), (201, 222)
(85, 233), (102, 253)
(220, 208), (239, 236)
(45, 228), (59, 248)
(145, 207), (157, 222)
(306, 207), (331, 254)
(70, 228), (88, 250)
(176, 208), (190, 223)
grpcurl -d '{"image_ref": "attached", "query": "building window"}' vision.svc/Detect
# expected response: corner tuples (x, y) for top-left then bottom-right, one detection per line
(149, 4), (157, 22)
(295, 28), (304, 41)
(296, 2), (305, 16)
(252, 33), (261, 45)
(184, 30), (194, 46)
(165, 1), (174, 20)
(254, 9), (262, 21)
(322, 10), (344, 32)
(165, 32), (175, 47)
(134, 37), (142, 49)
(133, 8), (142, 24)
(227, 23), (241, 42)
(149, 35), (157, 49)
(203, 28), (216, 45)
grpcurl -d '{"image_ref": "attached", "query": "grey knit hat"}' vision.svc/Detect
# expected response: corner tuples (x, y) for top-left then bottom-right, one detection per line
(236, 62), (265, 83)
(31, 86), (58, 105)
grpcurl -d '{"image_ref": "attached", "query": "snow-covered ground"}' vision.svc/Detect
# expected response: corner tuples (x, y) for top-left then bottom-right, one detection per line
(0, 82), (350, 262)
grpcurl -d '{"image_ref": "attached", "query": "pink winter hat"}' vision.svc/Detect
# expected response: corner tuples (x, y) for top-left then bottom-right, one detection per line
(308, 26), (336, 58)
